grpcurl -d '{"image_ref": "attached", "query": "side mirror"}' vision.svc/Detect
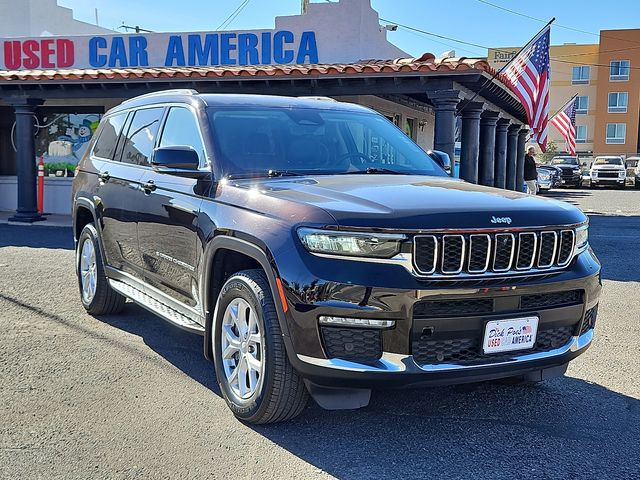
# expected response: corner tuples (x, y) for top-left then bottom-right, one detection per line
(427, 149), (452, 175)
(152, 146), (209, 178)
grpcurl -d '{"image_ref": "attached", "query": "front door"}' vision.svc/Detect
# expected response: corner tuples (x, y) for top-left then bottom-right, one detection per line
(136, 106), (208, 311)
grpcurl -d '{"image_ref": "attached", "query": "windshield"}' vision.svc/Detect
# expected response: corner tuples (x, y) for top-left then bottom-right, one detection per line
(551, 157), (578, 165)
(594, 157), (623, 166)
(207, 107), (447, 178)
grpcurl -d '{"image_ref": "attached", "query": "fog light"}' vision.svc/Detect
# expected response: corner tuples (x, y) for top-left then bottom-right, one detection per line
(318, 316), (395, 329)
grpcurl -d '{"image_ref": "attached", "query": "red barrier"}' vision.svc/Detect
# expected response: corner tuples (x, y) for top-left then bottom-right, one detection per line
(37, 155), (44, 214)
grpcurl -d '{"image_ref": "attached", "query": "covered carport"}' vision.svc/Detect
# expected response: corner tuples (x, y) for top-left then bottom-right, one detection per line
(0, 53), (528, 222)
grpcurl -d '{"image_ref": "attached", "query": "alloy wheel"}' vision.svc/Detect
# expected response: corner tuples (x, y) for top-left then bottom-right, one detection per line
(220, 298), (265, 400)
(79, 238), (97, 303)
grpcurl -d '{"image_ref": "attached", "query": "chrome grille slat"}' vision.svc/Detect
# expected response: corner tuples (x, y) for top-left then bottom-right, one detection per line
(412, 227), (580, 277)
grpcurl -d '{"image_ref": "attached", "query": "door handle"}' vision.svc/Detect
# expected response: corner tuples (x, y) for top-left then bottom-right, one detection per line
(98, 171), (110, 182)
(141, 180), (156, 192)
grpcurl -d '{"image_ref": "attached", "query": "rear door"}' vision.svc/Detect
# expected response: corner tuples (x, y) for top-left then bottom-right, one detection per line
(136, 106), (207, 310)
(92, 110), (146, 278)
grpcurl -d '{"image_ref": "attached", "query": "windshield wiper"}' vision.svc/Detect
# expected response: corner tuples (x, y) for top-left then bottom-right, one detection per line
(226, 170), (304, 180)
(266, 170), (304, 178)
(341, 167), (407, 175)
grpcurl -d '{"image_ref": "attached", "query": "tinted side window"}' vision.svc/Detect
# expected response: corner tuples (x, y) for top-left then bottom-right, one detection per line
(159, 107), (206, 166)
(120, 107), (164, 165)
(93, 113), (127, 160)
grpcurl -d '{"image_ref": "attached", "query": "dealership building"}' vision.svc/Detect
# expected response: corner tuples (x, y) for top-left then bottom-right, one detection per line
(0, 0), (528, 221)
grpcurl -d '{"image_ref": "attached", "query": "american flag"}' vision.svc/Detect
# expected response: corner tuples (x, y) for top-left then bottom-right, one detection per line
(550, 96), (577, 156)
(500, 26), (551, 152)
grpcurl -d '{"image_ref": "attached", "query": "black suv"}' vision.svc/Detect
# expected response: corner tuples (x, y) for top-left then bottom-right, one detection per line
(73, 90), (601, 423)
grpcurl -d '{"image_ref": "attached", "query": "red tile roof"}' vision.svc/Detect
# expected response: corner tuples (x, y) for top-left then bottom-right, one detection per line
(0, 53), (498, 82)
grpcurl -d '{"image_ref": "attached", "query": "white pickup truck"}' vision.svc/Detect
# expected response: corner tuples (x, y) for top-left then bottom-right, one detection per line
(590, 156), (626, 189)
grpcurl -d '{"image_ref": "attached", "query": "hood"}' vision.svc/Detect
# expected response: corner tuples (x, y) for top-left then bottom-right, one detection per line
(229, 175), (586, 230)
(592, 163), (625, 170)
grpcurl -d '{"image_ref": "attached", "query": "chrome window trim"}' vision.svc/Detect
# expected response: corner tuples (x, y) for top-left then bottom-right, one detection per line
(557, 230), (576, 267)
(492, 233), (515, 272)
(468, 234), (491, 273)
(516, 232), (537, 271)
(537, 231), (558, 268)
(412, 235), (438, 275)
(441, 234), (465, 274)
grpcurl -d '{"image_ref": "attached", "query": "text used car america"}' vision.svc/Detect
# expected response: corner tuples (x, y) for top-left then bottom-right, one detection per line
(72, 91), (601, 423)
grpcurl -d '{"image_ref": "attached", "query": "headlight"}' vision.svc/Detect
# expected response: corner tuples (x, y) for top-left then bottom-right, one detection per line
(619, 171), (626, 177)
(539, 172), (550, 180)
(298, 228), (406, 258)
(575, 225), (589, 253)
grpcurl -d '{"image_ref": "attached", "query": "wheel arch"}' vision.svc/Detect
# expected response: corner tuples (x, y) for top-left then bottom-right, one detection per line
(73, 197), (108, 266)
(201, 235), (293, 362)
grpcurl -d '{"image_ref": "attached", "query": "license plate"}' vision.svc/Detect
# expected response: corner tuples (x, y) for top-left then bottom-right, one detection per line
(483, 317), (539, 354)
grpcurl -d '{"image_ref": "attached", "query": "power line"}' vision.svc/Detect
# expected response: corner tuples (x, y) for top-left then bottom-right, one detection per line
(216, 0), (251, 30)
(475, 0), (640, 47)
(381, 17), (640, 72)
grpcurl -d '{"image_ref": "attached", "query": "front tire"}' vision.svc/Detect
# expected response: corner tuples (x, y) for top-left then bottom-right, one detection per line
(76, 223), (125, 315)
(213, 269), (308, 424)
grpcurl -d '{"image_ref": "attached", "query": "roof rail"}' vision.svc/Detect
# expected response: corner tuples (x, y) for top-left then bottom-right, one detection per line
(131, 89), (199, 100)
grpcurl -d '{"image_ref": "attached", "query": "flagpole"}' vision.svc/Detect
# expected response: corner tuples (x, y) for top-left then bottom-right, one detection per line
(458, 17), (556, 114)
(550, 93), (578, 120)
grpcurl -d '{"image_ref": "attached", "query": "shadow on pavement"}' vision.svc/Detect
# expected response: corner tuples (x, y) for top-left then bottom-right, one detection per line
(0, 225), (74, 249)
(587, 214), (640, 282)
(96, 303), (222, 397)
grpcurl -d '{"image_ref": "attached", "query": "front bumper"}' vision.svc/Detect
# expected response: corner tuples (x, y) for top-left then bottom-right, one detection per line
(280, 249), (601, 388)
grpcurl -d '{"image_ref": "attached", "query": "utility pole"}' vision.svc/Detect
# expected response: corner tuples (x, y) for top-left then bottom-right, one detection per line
(301, 0), (310, 14)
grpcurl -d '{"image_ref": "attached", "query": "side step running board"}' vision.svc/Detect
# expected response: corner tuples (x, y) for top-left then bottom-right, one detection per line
(109, 278), (205, 335)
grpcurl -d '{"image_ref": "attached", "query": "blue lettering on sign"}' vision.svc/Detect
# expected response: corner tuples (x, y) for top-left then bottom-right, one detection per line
(238, 33), (259, 66)
(297, 31), (318, 64)
(220, 33), (237, 65)
(89, 36), (107, 67)
(261, 32), (271, 64)
(129, 36), (149, 67)
(273, 30), (294, 63)
(108, 37), (128, 67)
(165, 35), (186, 66)
(188, 34), (218, 66)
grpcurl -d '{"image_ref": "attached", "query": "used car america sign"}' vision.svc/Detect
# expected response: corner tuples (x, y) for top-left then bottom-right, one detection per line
(1, 30), (319, 70)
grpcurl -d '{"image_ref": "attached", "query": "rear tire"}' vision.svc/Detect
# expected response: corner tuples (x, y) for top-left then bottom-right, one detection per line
(76, 223), (126, 315)
(213, 269), (308, 424)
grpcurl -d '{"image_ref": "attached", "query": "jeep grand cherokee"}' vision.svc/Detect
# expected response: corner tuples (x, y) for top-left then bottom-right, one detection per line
(72, 90), (601, 424)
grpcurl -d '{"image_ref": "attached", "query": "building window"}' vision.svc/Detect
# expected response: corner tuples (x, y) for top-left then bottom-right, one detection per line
(576, 125), (587, 143)
(572, 66), (590, 84)
(605, 123), (626, 144)
(610, 60), (630, 81)
(608, 92), (628, 113)
(575, 96), (589, 114)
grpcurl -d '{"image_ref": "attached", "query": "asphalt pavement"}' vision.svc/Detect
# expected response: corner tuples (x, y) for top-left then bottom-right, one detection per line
(0, 187), (638, 479)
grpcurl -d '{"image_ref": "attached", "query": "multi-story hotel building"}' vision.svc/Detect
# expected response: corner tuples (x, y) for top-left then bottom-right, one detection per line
(490, 28), (640, 160)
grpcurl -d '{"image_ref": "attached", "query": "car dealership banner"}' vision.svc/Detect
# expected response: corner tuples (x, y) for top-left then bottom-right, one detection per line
(0, 30), (320, 70)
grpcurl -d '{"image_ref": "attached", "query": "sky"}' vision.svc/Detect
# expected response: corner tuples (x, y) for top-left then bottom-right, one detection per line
(58, 0), (640, 57)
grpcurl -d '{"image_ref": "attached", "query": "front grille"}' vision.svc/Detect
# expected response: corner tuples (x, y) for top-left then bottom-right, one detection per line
(596, 171), (618, 178)
(414, 229), (576, 277)
(320, 327), (382, 362)
(580, 305), (598, 335)
(520, 290), (583, 310)
(413, 298), (494, 318)
(413, 324), (576, 365)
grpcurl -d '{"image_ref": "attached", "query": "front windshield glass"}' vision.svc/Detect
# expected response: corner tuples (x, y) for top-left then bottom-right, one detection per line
(594, 157), (623, 166)
(207, 107), (447, 178)
(551, 157), (578, 165)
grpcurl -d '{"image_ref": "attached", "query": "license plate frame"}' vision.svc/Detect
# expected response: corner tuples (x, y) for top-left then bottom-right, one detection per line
(483, 316), (539, 354)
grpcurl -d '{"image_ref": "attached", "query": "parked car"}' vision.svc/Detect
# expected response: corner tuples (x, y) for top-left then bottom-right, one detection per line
(625, 157), (640, 189)
(72, 91), (601, 424)
(590, 155), (626, 189)
(537, 168), (553, 192)
(550, 156), (582, 187)
(537, 164), (562, 188)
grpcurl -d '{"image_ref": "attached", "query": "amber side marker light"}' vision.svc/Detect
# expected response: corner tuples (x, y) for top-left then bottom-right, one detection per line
(275, 277), (288, 313)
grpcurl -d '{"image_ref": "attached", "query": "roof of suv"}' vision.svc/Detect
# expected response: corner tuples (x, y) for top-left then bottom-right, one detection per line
(108, 89), (374, 115)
